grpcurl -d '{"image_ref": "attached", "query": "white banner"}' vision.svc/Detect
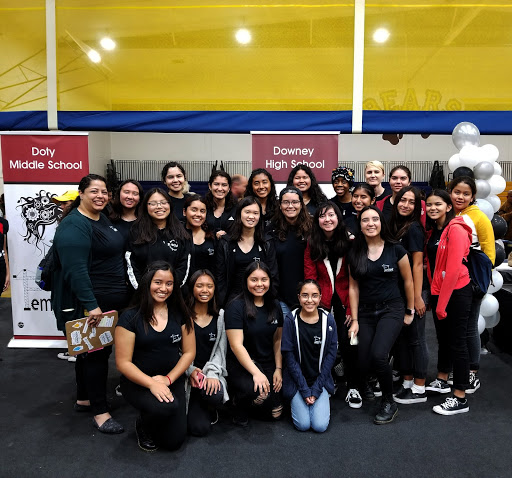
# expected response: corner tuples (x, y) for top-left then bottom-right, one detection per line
(5, 184), (79, 345)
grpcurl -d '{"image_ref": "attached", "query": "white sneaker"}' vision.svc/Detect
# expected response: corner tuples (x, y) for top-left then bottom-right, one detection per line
(57, 351), (76, 362)
(345, 389), (363, 409)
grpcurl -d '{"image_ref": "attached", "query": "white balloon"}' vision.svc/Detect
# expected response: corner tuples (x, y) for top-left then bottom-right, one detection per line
(475, 180), (491, 199)
(487, 269), (504, 294)
(458, 145), (480, 169)
(448, 153), (461, 173)
(493, 162), (502, 176)
(480, 143), (499, 162)
(475, 198), (494, 220)
(480, 293), (499, 317)
(489, 175), (506, 195)
(486, 194), (501, 213)
(484, 311), (501, 329)
(478, 314), (486, 334)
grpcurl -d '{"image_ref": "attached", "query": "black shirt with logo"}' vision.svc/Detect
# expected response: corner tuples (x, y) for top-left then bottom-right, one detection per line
(358, 242), (407, 303)
(225, 298), (283, 366)
(117, 307), (185, 380)
(194, 315), (218, 370)
(297, 315), (323, 387)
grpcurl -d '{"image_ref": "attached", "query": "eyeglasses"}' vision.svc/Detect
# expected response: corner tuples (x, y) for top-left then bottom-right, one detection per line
(282, 200), (300, 206)
(299, 293), (320, 300)
(148, 201), (170, 208)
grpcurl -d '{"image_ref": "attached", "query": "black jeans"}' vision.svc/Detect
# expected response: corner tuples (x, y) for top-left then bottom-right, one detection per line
(396, 312), (429, 380)
(358, 297), (404, 397)
(332, 294), (359, 389)
(122, 377), (187, 451)
(431, 283), (472, 391)
(187, 384), (224, 437)
(227, 358), (282, 415)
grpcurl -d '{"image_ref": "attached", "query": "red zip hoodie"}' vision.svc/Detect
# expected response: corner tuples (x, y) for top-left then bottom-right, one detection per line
(425, 216), (472, 320)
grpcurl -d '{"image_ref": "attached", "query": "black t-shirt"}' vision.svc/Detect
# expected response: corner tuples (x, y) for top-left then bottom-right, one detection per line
(274, 228), (305, 307)
(169, 195), (189, 223)
(381, 197), (393, 223)
(306, 201), (318, 217)
(194, 316), (218, 370)
(191, 237), (216, 276)
(330, 196), (356, 219)
(344, 213), (359, 237)
(231, 243), (261, 301)
(297, 314), (322, 387)
(89, 215), (127, 296)
(112, 218), (135, 246)
(375, 188), (392, 203)
(0, 217), (9, 268)
(117, 308), (185, 380)
(358, 242), (407, 303)
(400, 222), (425, 260)
(225, 299), (283, 365)
(427, 227), (444, 276)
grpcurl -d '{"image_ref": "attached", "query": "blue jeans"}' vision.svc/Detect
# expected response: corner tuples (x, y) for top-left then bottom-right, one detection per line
(291, 388), (330, 433)
(280, 301), (292, 319)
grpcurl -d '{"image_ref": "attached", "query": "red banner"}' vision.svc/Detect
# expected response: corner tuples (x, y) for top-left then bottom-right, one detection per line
(1, 134), (89, 183)
(252, 133), (339, 182)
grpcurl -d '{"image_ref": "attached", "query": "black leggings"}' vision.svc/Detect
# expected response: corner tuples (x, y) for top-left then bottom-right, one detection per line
(358, 298), (404, 397)
(332, 294), (359, 389)
(187, 384), (224, 437)
(122, 378), (187, 451)
(227, 358), (282, 415)
(74, 292), (129, 415)
(431, 283), (472, 391)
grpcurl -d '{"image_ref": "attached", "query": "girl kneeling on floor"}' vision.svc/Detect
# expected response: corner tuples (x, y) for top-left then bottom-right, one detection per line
(185, 269), (229, 436)
(115, 261), (195, 452)
(225, 261), (283, 426)
(281, 280), (338, 432)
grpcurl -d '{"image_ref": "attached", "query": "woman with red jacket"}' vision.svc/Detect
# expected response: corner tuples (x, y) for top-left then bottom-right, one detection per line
(424, 189), (473, 415)
(304, 201), (361, 408)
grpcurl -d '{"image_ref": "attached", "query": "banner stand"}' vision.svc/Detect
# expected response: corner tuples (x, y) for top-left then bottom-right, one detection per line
(1, 131), (89, 348)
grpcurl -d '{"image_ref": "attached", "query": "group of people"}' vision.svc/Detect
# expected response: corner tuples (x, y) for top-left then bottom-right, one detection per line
(46, 159), (496, 453)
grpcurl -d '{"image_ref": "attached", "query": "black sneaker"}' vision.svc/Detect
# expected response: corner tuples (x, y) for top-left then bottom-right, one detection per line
(432, 396), (469, 415)
(393, 387), (427, 404)
(135, 418), (158, 452)
(374, 397), (398, 425)
(465, 372), (480, 395)
(425, 378), (451, 394)
(345, 389), (363, 409)
(362, 382), (375, 400)
(447, 372), (454, 385)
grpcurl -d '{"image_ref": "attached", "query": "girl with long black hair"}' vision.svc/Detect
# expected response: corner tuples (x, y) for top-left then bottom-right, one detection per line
(109, 179), (144, 243)
(244, 168), (279, 230)
(424, 190), (473, 415)
(185, 269), (228, 436)
(287, 164), (327, 216)
(216, 196), (278, 307)
(348, 205), (414, 424)
(126, 188), (191, 291)
(204, 170), (237, 239)
(183, 195), (216, 277)
(115, 261), (195, 451)
(225, 261), (283, 426)
(270, 187), (312, 317)
(343, 183), (376, 237)
(388, 186), (429, 405)
(303, 202), (359, 408)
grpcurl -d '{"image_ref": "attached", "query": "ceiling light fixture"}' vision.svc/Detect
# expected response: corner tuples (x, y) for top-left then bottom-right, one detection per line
(87, 49), (101, 63)
(373, 28), (390, 44)
(235, 28), (251, 45)
(100, 37), (116, 50)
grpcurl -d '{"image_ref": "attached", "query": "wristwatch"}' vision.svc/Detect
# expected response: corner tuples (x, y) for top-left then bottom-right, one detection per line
(405, 308), (415, 315)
